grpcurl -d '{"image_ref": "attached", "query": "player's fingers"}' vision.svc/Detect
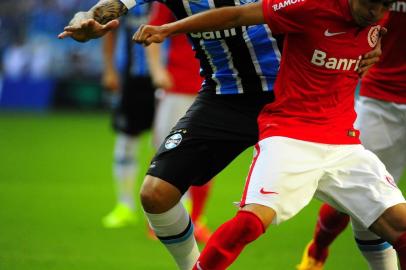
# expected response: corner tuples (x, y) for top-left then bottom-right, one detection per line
(80, 19), (93, 29)
(359, 56), (379, 68)
(357, 60), (375, 76)
(364, 41), (382, 59)
(144, 37), (152, 47)
(357, 65), (371, 77)
(63, 25), (80, 32)
(103, 19), (120, 32)
(145, 35), (162, 46)
(357, 65), (367, 74)
(364, 51), (380, 59)
(57, 31), (73, 39)
(357, 70), (367, 78)
(132, 25), (142, 42)
(138, 26), (152, 42)
(133, 25), (148, 43)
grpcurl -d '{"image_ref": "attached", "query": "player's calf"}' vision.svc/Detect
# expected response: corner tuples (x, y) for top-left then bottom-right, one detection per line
(194, 210), (266, 270)
(141, 176), (199, 270)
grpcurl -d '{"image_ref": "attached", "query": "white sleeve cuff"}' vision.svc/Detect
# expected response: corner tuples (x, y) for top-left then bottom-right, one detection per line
(121, 0), (136, 9)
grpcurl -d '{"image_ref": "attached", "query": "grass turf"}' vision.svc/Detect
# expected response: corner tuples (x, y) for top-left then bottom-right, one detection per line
(0, 112), (404, 270)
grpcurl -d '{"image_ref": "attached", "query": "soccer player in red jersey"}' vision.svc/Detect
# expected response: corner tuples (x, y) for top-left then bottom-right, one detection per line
(57, 0), (386, 268)
(298, 3), (406, 269)
(132, 0), (406, 269)
(146, 2), (212, 244)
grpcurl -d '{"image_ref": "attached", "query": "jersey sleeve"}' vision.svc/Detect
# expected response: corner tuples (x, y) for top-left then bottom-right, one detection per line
(261, 0), (315, 34)
(148, 2), (176, 25)
(120, 0), (152, 9)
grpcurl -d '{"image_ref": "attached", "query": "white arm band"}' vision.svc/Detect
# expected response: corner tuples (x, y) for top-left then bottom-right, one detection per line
(120, 0), (136, 9)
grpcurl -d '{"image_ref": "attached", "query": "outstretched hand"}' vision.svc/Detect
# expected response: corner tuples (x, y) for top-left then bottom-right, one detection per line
(357, 27), (387, 77)
(58, 12), (120, 42)
(132, 24), (170, 46)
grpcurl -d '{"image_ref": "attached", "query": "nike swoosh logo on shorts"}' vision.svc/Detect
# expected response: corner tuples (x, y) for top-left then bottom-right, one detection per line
(260, 188), (278, 195)
(324, 29), (346, 37)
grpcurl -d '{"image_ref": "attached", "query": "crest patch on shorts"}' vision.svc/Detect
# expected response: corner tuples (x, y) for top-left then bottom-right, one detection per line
(165, 133), (183, 149)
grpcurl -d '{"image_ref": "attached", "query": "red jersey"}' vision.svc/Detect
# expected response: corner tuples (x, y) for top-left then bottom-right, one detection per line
(360, 2), (406, 104)
(260, 0), (388, 144)
(148, 2), (203, 94)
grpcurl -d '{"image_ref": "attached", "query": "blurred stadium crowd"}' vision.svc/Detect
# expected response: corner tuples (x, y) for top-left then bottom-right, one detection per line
(0, 0), (110, 109)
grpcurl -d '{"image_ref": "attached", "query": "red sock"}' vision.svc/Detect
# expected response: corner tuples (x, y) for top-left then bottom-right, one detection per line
(309, 203), (350, 262)
(192, 211), (265, 270)
(394, 232), (406, 269)
(190, 182), (211, 223)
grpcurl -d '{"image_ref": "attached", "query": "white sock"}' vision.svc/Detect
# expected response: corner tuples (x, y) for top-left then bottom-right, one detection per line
(354, 229), (399, 270)
(113, 133), (139, 210)
(145, 202), (200, 270)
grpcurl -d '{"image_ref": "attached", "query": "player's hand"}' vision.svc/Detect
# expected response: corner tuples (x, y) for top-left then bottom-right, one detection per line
(58, 12), (120, 42)
(132, 24), (170, 46)
(357, 27), (387, 77)
(102, 68), (120, 92)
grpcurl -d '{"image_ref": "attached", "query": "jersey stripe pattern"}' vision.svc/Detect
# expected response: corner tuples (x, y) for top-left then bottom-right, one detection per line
(117, 5), (151, 77)
(133, 0), (281, 94)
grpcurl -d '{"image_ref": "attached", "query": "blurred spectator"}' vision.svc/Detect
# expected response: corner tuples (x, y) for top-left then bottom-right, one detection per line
(0, 0), (108, 109)
(2, 35), (30, 79)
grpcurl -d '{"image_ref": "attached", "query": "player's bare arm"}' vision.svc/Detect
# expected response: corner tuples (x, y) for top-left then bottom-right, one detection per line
(146, 44), (174, 90)
(133, 2), (264, 46)
(102, 30), (120, 91)
(58, 0), (127, 42)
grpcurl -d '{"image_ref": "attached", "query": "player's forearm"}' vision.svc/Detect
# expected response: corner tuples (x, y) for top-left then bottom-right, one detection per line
(88, 0), (128, 24)
(102, 31), (117, 72)
(163, 3), (264, 37)
(146, 44), (164, 77)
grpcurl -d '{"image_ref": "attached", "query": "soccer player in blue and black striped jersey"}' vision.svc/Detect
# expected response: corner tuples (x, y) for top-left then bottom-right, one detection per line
(58, 1), (380, 269)
(60, 1), (279, 269)
(101, 4), (155, 228)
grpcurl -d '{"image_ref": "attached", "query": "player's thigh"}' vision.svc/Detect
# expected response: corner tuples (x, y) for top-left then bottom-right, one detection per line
(317, 145), (405, 229)
(241, 137), (323, 225)
(355, 97), (406, 181)
(147, 131), (252, 194)
(147, 90), (272, 194)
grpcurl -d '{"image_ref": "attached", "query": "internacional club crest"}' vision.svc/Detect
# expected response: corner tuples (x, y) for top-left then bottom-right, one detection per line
(165, 133), (183, 149)
(367, 25), (381, 48)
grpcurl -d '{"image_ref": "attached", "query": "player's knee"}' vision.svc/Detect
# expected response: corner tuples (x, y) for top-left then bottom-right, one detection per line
(372, 203), (406, 243)
(241, 204), (276, 229)
(140, 175), (182, 213)
(114, 133), (137, 160)
(386, 203), (406, 231)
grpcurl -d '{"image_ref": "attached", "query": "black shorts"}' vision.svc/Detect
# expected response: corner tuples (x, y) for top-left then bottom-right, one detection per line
(112, 76), (155, 136)
(147, 90), (275, 194)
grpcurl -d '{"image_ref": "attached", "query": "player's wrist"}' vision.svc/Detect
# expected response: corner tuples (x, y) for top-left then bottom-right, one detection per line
(162, 23), (177, 38)
(72, 11), (94, 22)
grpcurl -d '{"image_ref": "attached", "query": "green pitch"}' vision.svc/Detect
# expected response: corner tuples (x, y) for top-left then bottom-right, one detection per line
(0, 112), (404, 270)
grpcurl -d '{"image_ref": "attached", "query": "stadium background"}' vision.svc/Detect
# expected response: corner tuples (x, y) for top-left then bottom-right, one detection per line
(0, 1), (404, 269)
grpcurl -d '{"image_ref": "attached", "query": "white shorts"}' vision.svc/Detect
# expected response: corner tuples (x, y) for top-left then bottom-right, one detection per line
(241, 136), (405, 229)
(153, 91), (196, 149)
(355, 96), (406, 181)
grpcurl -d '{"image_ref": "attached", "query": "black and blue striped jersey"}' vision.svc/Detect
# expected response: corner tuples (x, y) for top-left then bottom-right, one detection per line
(116, 5), (151, 77)
(124, 0), (281, 94)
